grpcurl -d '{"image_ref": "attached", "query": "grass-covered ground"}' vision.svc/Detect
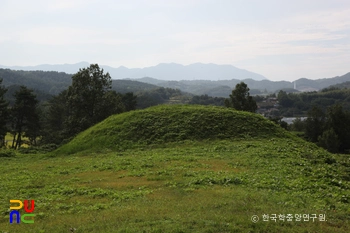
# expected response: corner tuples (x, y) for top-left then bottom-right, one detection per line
(53, 105), (288, 155)
(1, 105), (349, 232)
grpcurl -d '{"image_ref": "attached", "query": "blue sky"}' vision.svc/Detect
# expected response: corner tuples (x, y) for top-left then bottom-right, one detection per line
(1, 0), (349, 81)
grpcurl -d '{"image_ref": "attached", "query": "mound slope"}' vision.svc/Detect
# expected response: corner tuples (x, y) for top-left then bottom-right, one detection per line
(55, 105), (290, 155)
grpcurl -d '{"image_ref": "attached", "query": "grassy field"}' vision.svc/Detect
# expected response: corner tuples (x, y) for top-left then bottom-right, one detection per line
(0, 105), (349, 232)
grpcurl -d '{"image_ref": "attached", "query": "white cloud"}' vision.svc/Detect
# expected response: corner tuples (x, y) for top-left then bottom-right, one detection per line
(1, 0), (350, 80)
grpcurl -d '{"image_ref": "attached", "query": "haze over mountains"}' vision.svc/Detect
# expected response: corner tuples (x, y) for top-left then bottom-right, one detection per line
(135, 73), (350, 97)
(0, 62), (267, 81)
(1, 62), (350, 97)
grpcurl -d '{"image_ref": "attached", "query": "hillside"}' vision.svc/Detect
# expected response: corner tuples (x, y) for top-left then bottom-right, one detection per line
(54, 105), (289, 155)
(1, 104), (349, 232)
(295, 72), (350, 91)
(136, 78), (292, 96)
(327, 81), (350, 89)
(4, 84), (53, 105)
(2, 67), (350, 99)
(111, 79), (159, 94)
(0, 68), (161, 96)
(0, 68), (71, 95)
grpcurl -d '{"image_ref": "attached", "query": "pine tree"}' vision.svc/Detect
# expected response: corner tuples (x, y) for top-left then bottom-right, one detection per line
(305, 106), (325, 142)
(11, 86), (39, 149)
(226, 82), (257, 113)
(65, 64), (124, 137)
(0, 79), (9, 147)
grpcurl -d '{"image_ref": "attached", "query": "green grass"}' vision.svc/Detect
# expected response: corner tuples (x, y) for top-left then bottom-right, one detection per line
(1, 105), (349, 232)
(54, 105), (289, 155)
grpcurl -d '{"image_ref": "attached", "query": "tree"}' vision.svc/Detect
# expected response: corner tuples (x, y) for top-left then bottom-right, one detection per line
(318, 128), (340, 153)
(42, 90), (69, 144)
(268, 116), (288, 130)
(121, 92), (137, 111)
(99, 91), (125, 117)
(290, 117), (306, 132)
(303, 104), (350, 153)
(225, 82), (257, 113)
(277, 90), (293, 108)
(0, 79), (9, 147)
(65, 64), (124, 137)
(324, 104), (350, 152)
(305, 106), (325, 142)
(10, 86), (40, 149)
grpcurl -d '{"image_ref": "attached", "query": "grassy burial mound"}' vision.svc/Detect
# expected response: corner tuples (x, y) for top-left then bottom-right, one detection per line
(1, 104), (349, 232)
(55, 104), (290, 155)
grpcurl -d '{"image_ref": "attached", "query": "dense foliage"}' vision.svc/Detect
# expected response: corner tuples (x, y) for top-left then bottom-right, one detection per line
(10, 86), (40, 149)
(0, 68), (71, 95)
(225, 82), (257, 113)
(0, 79), (9, 147)
(0, 65), (141, 148)
(291, 104), (350, 153)
(65, 64), (124, 136)
(189, 94), (225, 106)
(135, 87), (189, 109)
(41, 65), (137, 144)
(3, 84), (53, 106)
(277, 88), (350, 116)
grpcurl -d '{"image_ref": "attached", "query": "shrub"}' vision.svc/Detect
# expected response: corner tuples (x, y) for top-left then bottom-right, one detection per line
(318, 128), (340, 153)
(0, 150), (16, 157)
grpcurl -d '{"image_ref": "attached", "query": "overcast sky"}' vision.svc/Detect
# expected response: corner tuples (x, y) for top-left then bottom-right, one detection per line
(1, 0), (349, 81)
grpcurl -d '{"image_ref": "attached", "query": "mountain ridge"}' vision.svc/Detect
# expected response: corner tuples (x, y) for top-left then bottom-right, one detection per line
(0, 62), (267, 81)
(1, 65), (350, 97)
(134, 72), (350, 96)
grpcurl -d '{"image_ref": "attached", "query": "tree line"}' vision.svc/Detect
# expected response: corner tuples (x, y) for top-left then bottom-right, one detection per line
(277, 89), (350, 116)
(1, 67), (349, 154)
(290, 105), (350, 153)
(0, 79), (258, 149)
(225, 82), (350, 154)
(0, 64), (137, 148)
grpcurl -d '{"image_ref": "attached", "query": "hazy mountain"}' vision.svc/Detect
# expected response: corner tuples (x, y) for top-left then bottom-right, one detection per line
(328, 81), (350, 89)
(135, 78), (292, 96)
(1, 64), (350, 98)
(294, 72), (350, 91)
(135, 72), (350, 97)
(0, 62), (267, 81)
(136, 77), (166, 85)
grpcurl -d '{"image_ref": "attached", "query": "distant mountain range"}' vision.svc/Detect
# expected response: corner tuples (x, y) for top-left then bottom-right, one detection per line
(0, 62), (267, 81)
(134, 72), (350, 97)
(1, 62), (350, 98)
